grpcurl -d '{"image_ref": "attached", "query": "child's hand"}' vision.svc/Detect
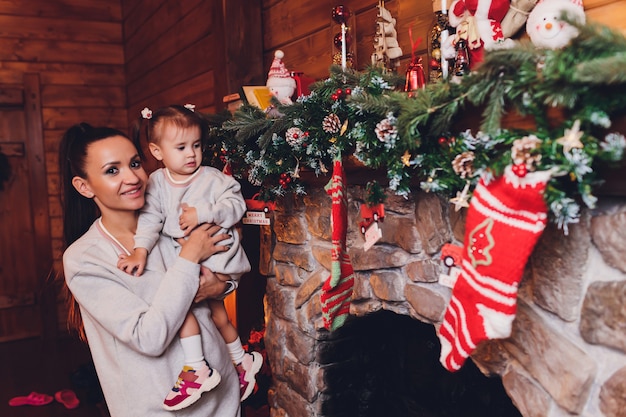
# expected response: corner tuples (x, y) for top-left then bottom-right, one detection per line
(117, 248), (148, 276)
(179, 203), (199, 236)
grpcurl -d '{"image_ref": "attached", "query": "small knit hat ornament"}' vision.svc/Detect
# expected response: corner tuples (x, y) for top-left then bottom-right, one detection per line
(266, 50), (296, 104)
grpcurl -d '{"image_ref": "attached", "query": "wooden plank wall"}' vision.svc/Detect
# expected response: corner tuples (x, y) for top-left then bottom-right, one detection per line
(122, 0), (266, 122)
(261, 0), (626, 82)
(121, 0), (264, 171)
(0, 0), (264, 332)
(123, 0), (222, 119)
(0, 1), (126, 328)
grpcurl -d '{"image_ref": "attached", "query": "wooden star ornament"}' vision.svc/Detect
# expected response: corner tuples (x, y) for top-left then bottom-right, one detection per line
(449, 181), (471, 212)
(556, 120), (584, 153)
(401, 150), (411, 166)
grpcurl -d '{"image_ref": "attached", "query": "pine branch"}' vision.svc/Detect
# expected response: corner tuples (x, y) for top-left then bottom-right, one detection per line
(257, 117), (292, 150)
(573, 53), (626, 84)
(223, 105), (272, 144)
(480, 81), (507, 133)
(348, 91), (403, 115)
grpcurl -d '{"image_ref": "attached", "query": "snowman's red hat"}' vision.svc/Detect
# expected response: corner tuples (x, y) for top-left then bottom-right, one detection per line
(268, 50), (291, 78)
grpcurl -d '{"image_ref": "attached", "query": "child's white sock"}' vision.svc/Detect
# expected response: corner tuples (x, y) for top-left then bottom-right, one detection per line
(226, 338), (246, 364)
(180, 334), (206, 369)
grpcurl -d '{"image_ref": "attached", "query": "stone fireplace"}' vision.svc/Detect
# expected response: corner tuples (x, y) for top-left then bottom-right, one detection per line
(260, 179), (626, 417)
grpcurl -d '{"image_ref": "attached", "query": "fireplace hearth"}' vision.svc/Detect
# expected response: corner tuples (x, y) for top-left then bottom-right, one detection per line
(319, 310), (521, 417)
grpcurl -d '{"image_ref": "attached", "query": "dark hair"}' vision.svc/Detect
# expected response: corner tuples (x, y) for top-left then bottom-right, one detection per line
(58, 122), (133, 339)
(132, 104), (208, 150)
(59, 123), (133, 247)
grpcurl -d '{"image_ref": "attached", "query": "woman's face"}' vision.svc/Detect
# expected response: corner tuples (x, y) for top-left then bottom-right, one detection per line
(73, 135), (148, 215)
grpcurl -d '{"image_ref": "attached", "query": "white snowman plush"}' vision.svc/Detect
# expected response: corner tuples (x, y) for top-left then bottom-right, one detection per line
(266, 50), (296, 105)
(526, 0), (586, 49)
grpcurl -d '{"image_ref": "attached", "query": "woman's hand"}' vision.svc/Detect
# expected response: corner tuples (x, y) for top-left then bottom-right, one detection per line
(177, 223), (230, 264)
(194, 267), (230, 303)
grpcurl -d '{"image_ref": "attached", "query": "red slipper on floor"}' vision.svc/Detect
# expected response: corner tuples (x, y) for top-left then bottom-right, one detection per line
(8, 392), (53, 406)
(55, 389), (80, 409)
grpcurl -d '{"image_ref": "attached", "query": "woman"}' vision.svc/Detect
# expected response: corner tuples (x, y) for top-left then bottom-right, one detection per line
(59, 123), (240, 416)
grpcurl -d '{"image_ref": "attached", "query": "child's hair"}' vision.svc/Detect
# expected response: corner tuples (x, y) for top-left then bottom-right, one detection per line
(133, 104), (208, 148)
(58, 122), (136, 339)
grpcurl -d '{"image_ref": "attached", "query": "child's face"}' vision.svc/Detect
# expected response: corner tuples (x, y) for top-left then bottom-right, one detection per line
(149, 124), (202, 180)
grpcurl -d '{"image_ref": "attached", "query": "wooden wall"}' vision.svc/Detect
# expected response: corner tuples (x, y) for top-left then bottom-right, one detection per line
(261, 0), (428, 79)
(122, 0), (264, 123)
(0, 0), (125, 267)
(0, 0), (264, 335)
(260, 0), (626, 82)
(0, 0), (126, 333)
(121, 0), (264, 172)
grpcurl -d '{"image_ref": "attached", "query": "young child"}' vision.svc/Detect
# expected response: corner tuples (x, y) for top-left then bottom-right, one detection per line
(118, 104), (263, 410)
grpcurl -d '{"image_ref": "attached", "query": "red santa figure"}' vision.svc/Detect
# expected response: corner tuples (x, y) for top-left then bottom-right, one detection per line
(443, 0), (514, 68)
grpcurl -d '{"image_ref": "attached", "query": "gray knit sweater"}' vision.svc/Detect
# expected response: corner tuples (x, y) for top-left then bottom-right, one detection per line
(63, 220), (240, 417)
(134, 166), (250, 278)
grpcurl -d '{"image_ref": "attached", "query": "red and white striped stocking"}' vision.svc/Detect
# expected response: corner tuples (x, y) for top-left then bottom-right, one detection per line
(320, 157), (355, 331)
(438, 166), (551, 371)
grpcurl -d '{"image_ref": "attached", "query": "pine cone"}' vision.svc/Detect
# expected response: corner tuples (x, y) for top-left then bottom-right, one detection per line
(375, 118), (397, 142)
(452, 151), (475, 179)
(511, 135), (542, 170)
(322, 114), (342, 134)
(285, 127), (304, 146)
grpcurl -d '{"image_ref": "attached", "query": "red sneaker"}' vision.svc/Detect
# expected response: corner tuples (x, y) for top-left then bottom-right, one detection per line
(238, 351), (263, 401)
(163, 363), (221, 411)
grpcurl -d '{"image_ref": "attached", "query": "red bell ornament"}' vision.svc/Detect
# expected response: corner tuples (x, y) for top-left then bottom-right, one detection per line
(405, 33), (426, 92)
(405, 58), (426, 92)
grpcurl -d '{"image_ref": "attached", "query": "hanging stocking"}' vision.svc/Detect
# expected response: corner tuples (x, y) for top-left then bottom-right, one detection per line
(438, 166), (551, 371)
(320, 156), (355, 331)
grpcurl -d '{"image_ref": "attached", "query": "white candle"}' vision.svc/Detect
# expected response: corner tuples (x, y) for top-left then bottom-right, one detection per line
(441, 29), (449, 79)
(341, 23), (347, 71)
(441, 0), (448, 79)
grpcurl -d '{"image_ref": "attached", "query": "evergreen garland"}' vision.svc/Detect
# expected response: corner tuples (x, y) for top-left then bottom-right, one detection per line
(207, 21), (626, 232)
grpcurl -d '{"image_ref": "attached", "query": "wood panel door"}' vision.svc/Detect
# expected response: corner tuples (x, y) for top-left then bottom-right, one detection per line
(0, 74), (54, 342)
